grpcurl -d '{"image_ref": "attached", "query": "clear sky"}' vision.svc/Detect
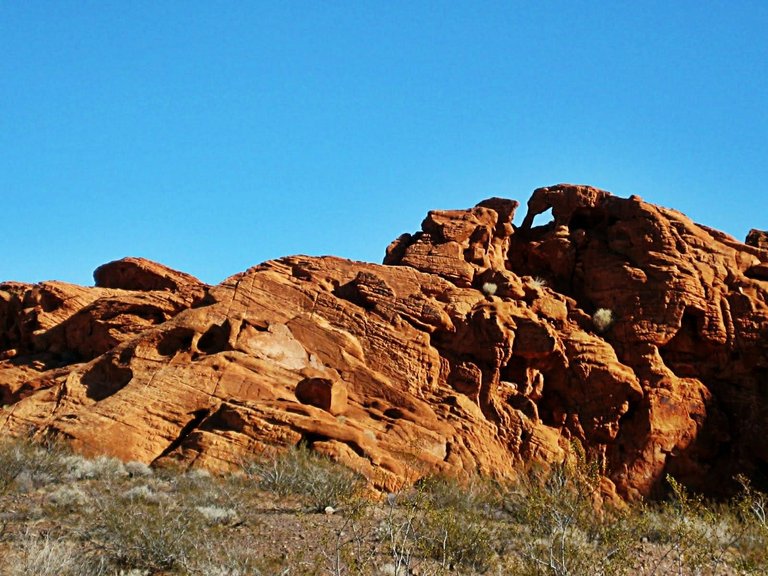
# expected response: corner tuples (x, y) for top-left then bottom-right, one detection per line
(2, 2), (766, 286)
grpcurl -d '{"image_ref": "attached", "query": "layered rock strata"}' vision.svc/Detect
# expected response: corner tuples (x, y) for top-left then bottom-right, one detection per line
(1, 185), (767, 499)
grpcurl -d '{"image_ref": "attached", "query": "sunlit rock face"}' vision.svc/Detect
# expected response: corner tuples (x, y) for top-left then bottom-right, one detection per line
(2, 184), (767, 500)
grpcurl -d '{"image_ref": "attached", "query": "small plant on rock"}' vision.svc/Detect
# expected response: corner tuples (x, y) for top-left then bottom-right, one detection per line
(592, 308), (614, 333)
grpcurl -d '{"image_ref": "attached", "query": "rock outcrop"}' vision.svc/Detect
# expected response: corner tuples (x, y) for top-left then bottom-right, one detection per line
(1, 185), (767, 500)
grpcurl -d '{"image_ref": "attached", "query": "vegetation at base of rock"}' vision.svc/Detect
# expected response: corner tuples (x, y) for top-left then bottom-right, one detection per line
(2, 436), (768, 575)
(242, 443), (365, 512)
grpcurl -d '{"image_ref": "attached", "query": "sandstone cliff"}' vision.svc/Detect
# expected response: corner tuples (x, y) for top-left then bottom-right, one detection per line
(1, 185), (767, 499)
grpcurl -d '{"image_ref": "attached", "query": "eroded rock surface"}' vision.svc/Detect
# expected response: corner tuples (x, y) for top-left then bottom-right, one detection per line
(1, 186), (767, 499)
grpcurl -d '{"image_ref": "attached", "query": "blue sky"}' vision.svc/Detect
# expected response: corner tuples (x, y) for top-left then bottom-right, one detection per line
(2, 2), (766, 285)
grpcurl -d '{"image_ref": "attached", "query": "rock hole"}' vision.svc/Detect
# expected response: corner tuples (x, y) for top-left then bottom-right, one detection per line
(332, 272), (394, 310)
(618, 399), (639, 428)
(191, 291), (217, 309)
(659, 307), (706, 377)
(118, 347), (134, 364)
(745, 265), (768, 281)
(500, 356), (528, 386)
(295, 377), (347, 415)
(299, 432), (330, 448)
(568, 207), (606, 230)
(157, 327), (196, 357)
(238, 319), (269, 336)
(130, 305), (167, 324)
(508, 394), (539, 421)
(202, 404), (246, 433)
(39, 291), (64, 313)
(530, 207), (554, 228)
(101, 304), (167, 324)
(198, 321), (232, 355)
(537, 389), (566, 429)
(82, 356), (133, 401)
(332, 277), (379, 311)
(383, 407), (405, 419)
(344, 440), (367, 458)
(470, 225), (491, 243)
(55, 350), (82, 367)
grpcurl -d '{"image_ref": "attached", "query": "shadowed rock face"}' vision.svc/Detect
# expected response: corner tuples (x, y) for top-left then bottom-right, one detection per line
(1, 184), (767, 499)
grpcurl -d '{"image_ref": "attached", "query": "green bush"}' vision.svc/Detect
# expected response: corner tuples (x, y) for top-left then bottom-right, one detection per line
(415, 474), (504, 514)
(413, 475), (503, 571)
(82, 488), (199, 571)
(0, 436), (69, 494)
(636, 475), (768, 575)
(416, 503), (497, 571)
(243, 444), (364, 512)
(503, 461), (634, 576)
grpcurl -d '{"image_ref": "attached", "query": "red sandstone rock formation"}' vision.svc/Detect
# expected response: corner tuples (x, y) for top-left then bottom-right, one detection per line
(1, 185), (766, 499)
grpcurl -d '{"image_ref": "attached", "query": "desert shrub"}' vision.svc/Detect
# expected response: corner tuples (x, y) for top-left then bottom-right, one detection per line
(416, 474), (504, 514)
(184, 467), (212, 480)
(186, 562), (271, 576)
(169, 467), (250, 517)
(11, 433), (768, 575)
(638, 475), (768, 575)
(592, 308), (614, 332)
(639, 478), (729, 574)
(504, 460), (634, 576)
(63, 453), (127, 481)
(372, 476), (503, 574)
(46, 484), (88, 510)
(416, 501), (497, 571)
(419, 475), (506, 570)
(196, 504), (238, 525)
(482, 282), (498, 296)
(165, 467), (218, 499)
(185, 532), (285, 576)
(82, 487), (199, 572)
(531, 277), (548, 289)
(733, 476), (768, 570)
(3, 532), (107, 576)
(121, 484), (164, 503)
(0, 436), (69, 493)
(243, 444), (364, 512)
(123, 460), (153, 478)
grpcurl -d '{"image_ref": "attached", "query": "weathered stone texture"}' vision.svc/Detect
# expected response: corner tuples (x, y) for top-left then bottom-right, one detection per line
(1, 185), (766, 500)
